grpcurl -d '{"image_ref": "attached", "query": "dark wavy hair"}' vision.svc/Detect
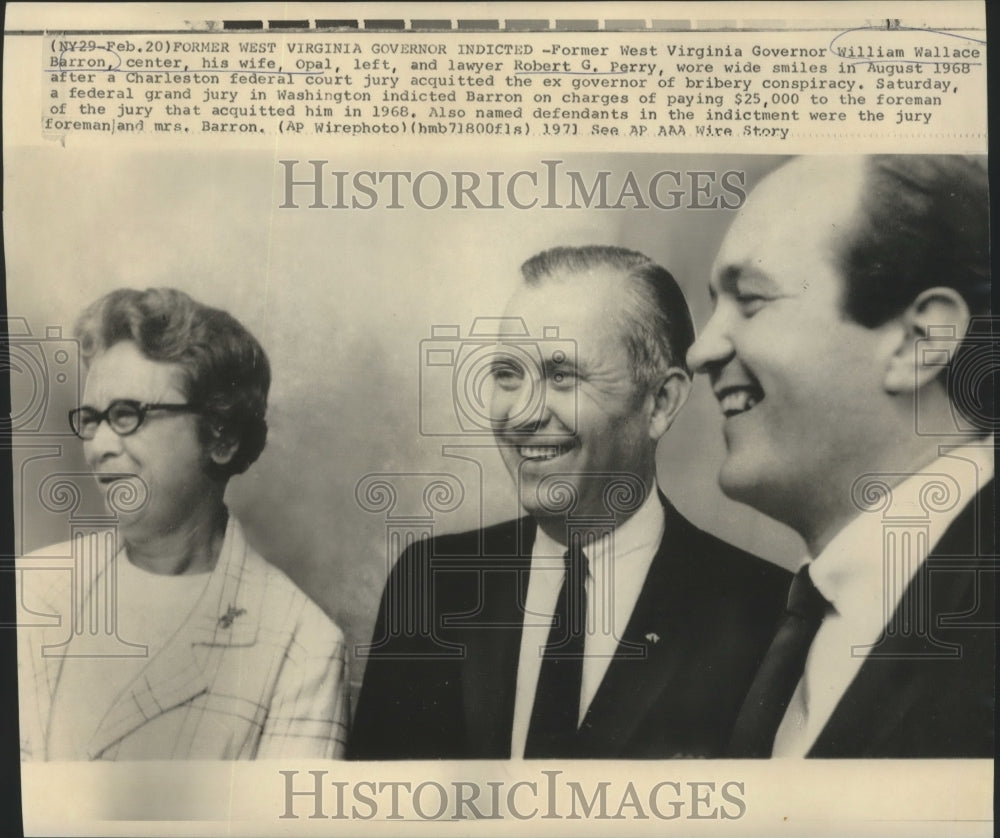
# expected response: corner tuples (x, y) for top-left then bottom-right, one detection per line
(838, 155), (991, 431)
(74, 287), (270, 478)
(520, 245), (696, 387)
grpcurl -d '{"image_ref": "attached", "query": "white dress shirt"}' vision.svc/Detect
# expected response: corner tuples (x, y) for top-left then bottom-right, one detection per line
(773, 440), (994, 756)
(509, 487), (665, 758)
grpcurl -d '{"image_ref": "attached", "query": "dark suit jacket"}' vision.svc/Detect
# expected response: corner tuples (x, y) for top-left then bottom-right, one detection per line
(350, 497), (790, 759)
(806, 480), (996, 758)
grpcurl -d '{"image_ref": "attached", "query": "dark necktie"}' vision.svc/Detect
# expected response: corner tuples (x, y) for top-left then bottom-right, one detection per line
(728, 564), (830, 757)
(524, 544), (589, 757)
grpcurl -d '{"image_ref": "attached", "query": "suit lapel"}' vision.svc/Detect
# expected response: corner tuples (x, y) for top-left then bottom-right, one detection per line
(576, 500), (701, 756)
(809, 480), (995, 756)
(461, 518), (534, 758)
(87, 516), (264, 759)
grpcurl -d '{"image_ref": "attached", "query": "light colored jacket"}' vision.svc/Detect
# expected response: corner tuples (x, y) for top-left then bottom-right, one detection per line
(18, 517), (348, 760)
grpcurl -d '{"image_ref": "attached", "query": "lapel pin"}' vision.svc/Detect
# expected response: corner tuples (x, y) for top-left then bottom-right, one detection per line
(645, 632), (660, 645)
(218, 605), (246, 629)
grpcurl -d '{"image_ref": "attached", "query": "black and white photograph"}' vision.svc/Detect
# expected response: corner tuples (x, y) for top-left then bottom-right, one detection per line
(3, 2), (993, 836)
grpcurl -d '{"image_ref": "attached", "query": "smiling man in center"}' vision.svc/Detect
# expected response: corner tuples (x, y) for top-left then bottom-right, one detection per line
(351, 245), (790, 760)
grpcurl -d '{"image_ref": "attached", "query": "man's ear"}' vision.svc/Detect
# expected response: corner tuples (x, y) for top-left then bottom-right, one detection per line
(648, 367), (692, 442)
(883, 287), (971, 394)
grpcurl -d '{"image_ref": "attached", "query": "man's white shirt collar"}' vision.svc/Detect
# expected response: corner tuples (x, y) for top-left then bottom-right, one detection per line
(510, 486), (665, 758)
(773, 438), (994, 756)
(529, 484), (665, 581)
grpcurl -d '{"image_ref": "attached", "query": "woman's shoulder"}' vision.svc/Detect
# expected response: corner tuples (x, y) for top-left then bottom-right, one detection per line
(235, 531), (344, 646)
(18, 538), (94, 609)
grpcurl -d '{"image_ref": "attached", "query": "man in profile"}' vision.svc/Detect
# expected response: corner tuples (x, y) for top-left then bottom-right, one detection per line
(687, 156), (994, 757)
(351, 245), (789, 759)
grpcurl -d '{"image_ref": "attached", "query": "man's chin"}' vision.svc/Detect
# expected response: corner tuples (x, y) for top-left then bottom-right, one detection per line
(718, 458), (798, 523)
(515, 482), (546, 517)
(717, 457), (765, 505)
(515, 478), (574, 520)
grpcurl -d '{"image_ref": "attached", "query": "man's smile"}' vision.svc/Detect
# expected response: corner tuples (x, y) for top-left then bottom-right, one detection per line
(715, 384), (764, 418)
(516, 440), (575, 461)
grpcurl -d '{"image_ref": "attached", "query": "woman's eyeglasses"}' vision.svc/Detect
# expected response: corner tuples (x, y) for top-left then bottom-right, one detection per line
(69, 399), (200, 440)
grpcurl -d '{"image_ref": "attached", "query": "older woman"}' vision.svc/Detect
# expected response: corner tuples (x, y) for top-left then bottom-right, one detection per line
(18, 288), (348, 760)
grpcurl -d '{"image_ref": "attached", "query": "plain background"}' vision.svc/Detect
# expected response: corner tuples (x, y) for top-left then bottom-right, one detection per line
(6, 150), (803, 692)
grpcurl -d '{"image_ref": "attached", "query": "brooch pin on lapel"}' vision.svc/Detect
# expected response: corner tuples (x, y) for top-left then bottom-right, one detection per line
(218, 604), (247, 629)
(644, 632), (660, 645)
